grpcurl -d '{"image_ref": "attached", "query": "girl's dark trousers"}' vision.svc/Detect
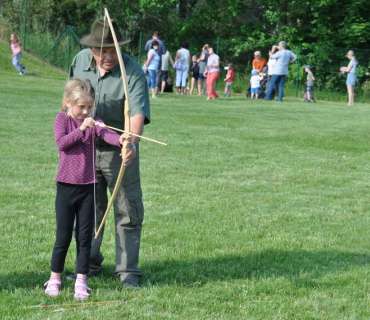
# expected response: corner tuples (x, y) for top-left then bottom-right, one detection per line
(50, 182), (94, 274)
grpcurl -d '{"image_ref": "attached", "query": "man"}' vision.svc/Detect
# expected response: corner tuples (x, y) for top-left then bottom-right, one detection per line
(159, 50), (174, 93)
(145, 31), (167, 92)
(264, 41), (297, 102)
(68, 19), (150, 288)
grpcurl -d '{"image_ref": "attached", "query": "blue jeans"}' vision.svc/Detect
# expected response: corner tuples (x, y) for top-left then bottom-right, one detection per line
(12, 52), (23, 72)
(265, 74), (286, 101)
(147, 69), (157, 89)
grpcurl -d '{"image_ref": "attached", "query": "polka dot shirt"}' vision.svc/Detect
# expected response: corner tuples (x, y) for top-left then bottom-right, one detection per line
(54, 112), (121, 184)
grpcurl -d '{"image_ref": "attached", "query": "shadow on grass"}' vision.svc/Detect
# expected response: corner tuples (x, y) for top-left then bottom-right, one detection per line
(140, 249), (370, 287)
(1, 249), (369, 290)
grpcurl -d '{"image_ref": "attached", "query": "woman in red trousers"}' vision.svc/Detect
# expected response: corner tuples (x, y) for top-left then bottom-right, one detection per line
(203, 46), (220, 100)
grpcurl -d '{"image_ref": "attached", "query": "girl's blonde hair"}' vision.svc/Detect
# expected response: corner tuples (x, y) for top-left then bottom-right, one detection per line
(10, 33), (20, 43)
(203, 44), (209, 50)
(61, 78), (95, 113)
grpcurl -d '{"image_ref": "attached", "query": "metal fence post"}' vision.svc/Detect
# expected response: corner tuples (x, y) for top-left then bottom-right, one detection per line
(138, 31), (142, 64)
(22, 12), (27, 51)
(67, 26), (71, 72)
(295, 42), (302, 97)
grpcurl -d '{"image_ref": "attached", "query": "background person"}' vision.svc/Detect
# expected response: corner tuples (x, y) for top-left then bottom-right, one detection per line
(145, 31), (167, 91)
(267, 50), (277, 98)
(264, 41), (297, 102)
(340, 50), (358, 106)
(68, 18), (150, 288)
(159, 50), (174, 93)
(252, 51), (267, 73)
(10, 33), (26, 75)
(203, 45), (220, 100)
(304, 65), (315, 103)
(197, 44), (209, 95)
(223, 63), (235, 97)
(250, 69), (263, 99)
(144, 40), (160, 98)
(190, 55), (200, 95)
(174, 41), (191, 95)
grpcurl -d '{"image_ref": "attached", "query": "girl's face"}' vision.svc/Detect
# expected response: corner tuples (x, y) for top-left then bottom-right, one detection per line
(208, 47), (214, 54)
(10, 35), (16, 42)
(66, 92), (94, 120)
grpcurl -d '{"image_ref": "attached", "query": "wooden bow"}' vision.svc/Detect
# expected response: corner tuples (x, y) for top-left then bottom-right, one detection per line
(94, 8), (131, 239)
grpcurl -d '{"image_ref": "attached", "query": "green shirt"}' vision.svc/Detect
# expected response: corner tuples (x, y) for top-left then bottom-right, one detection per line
(69, 49), (150, 135)
(307, 71), (315, 86)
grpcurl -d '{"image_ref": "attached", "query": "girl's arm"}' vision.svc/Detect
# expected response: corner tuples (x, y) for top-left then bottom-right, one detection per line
(54, 113), (86, 151)
(340, 65), (352, 73)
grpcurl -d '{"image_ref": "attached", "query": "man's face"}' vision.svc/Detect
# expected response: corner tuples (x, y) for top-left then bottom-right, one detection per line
(90, 46), (119, 71)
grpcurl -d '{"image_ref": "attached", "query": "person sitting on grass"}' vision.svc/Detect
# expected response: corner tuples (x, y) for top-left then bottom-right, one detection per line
(304, 65), (315, 103)
(44, 78), (131, 300)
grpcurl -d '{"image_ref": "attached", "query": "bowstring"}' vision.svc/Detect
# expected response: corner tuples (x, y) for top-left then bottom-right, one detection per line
(93, 14), (107, 236)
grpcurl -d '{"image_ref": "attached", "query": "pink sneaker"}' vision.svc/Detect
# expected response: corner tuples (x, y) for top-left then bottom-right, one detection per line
(44, 278), (61, 297)
(74, 280), (91, 300)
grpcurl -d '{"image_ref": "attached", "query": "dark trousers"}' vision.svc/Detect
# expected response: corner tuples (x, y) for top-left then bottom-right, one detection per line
(51, 182), (94, 274)
(265, 74), (286, 101)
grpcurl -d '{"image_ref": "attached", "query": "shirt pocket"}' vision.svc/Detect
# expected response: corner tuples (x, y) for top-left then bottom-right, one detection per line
(99, 95), (125, 127)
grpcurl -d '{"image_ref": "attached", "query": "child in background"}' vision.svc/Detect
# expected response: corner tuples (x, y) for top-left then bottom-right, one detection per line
(44, 78), (132, 300)
(190, 55), (200, 95)
(250, 69), (263, 99)
(223, 63), (235, 97)
(10, 33), (26, 75)
(304, 65), (315, 102)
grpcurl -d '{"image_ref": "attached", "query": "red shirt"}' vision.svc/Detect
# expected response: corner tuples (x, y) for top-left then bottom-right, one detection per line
(226, 70), (235, 82)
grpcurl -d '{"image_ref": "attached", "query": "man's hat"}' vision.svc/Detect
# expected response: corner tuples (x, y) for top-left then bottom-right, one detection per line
(305, 65), (311, 69)
(80, 19), (130, 47)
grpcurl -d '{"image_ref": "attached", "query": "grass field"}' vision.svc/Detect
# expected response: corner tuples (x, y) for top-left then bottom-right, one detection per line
(2, 41), (370, 319)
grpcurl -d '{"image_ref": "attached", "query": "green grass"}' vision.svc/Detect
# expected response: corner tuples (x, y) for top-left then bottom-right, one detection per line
(2, 44), (370, 319)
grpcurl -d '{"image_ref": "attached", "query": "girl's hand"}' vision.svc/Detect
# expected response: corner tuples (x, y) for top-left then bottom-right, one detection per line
(80, 117), (95, 132)
(119, 133), (132, 145)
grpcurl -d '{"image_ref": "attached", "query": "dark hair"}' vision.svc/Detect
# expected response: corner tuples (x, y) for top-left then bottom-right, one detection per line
(151, 40), (159, 49)
(181, 41), (189, 49)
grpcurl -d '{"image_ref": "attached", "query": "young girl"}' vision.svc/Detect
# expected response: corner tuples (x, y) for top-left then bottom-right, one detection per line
(223, 63), (235, 97)
(340, 50), (358, 106)
(10, 33), (26, 75)
(44, 78), (130, 300)
(189, 55), (200, 95)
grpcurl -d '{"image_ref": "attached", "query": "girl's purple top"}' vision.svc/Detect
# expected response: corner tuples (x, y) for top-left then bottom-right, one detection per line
(54, 112), (121, 184)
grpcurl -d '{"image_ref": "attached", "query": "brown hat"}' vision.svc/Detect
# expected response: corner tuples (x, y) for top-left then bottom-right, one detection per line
(80, 19), (130, 47)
